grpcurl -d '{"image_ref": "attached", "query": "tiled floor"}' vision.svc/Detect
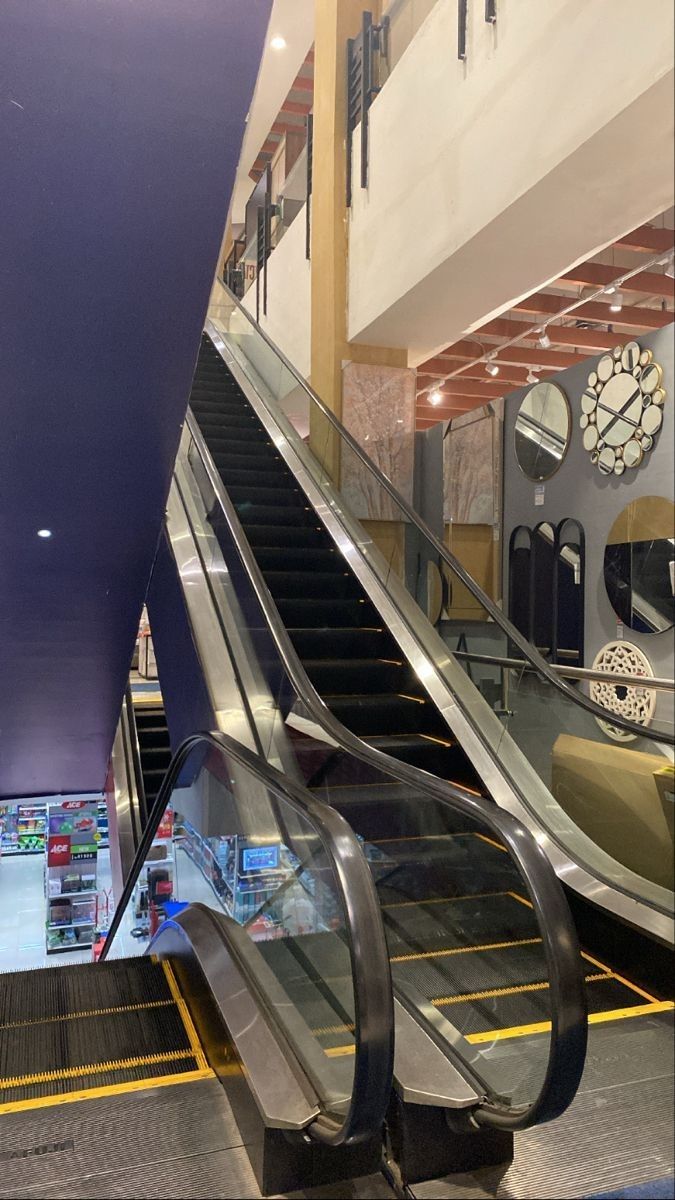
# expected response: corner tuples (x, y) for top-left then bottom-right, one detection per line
(0, 842), (225, 973)
(0, 851), (111, 972)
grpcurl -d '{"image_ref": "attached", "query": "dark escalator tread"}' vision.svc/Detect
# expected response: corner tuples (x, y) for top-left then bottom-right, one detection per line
(304, 658), (412, 694)
(263, 570), (363, 600)
(211, 452), (291, 477)
(244, 523), (331, 549)
(1, 1054), (202, 1106)
(288, 625), (390, 658)
(381, 892), (540, 957)
(372, 836), (520, 906)
(0, 1003), (192, 1080)
(205, 467), (296, 493)
(237, 503), (318, 528)
(227, 484), (303, 507)
(255, 546), (340, 571)
(364, 732), (481, 782)
(0, 957), (172, 1026)
(275, 596), (381, 628)
(326, 694), (445, 737)
(390, 940), (551, 1008)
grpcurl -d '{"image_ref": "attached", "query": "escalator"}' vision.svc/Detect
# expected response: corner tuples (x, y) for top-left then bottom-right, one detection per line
(0, 735), (395, 1199)
(145, 283), (674, 1194)
(134, 701), (172, 809)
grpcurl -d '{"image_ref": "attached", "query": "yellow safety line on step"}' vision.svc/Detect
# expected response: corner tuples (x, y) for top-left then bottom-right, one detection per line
(398, 693), (427, 705)
(579, 950), (663, 1004)
(0, 1049), (198, 1090)
(312, 1022), (356, 1037)
(381, 890), (509, 910)
(474, 833), (507, 853)
(371, 832), (474, 845)
(324, 1045), (356, 1058)
(0, 999), (175, 1032)
(507, 891), (534, 909)
(430, 971), (611, 1009)
(389, 936), (542, 964)
(419, 734), (455, 746)
(465, 1000), (675, 1045)
(161, 961), (209, 1071)
(0, 1068), (215, 1117)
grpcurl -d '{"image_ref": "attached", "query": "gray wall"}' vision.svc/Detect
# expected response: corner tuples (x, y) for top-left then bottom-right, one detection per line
(502, 323), (674, 683)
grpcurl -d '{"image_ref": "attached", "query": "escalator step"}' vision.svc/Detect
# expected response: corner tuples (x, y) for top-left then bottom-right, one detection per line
(304, 658), (412, 694)
(212, 452), (290, 477)
(263, 570), (362, 600)
(364, 733), (478, 781)
(0, 959), (172, 1027)
(275, 596), (381, 628)
(207, 467), (295, 492)
(227, 484), (302, 507)
(288, 626), (390, 658)
(198, 423), (269, 445)
(238, 504), (318, 528)
(256, 546), (339, 571)
(326, 694), (440, 737)
(244, 523), (330, 549)
(1, 1054), (201, 1106)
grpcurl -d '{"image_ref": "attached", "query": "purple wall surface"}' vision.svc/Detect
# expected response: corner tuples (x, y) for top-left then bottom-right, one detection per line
(0, 0), (271, 797)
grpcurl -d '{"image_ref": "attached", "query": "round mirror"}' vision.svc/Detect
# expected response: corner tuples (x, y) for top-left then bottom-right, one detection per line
(580, 341), (666, 472)
(514, 382), (571, 480)
(603, 496), (675, 634)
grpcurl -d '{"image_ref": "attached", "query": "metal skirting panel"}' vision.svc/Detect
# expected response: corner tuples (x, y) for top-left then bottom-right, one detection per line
(0, 1077), (261, 1200)
(411, 1016), (675, 1199)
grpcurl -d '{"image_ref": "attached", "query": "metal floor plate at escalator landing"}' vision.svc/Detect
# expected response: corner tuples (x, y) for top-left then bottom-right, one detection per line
(410, 1011), (675, 1200)
(0, 1075), (260, 1199)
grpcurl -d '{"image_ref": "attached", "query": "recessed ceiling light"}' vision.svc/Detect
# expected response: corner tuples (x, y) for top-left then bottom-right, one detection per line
(429, 390), (443, 407)
(270, 35), (287, 50)
(37, 529), (52, 538)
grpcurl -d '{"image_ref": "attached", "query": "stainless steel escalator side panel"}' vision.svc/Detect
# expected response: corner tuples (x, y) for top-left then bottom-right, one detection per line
(394, 1001), (481, 1110)
(171, 431), (301, 782)
(164, 479), (259, 755)
(150, 904), (321, 1132)
(109, 701), (143, 896)
(201, 325), (674, 943)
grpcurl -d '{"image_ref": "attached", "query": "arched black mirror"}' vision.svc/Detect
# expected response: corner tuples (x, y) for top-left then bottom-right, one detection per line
(556, 518), (585, 665)
(531, 522), (556, 657)
(508, 525), (532, 641)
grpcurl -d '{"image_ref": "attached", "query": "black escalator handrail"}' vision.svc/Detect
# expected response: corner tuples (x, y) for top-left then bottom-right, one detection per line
(212, 279), (672, 747)
(184, 411), (588, 1131)
(100, 730), (394, 1148)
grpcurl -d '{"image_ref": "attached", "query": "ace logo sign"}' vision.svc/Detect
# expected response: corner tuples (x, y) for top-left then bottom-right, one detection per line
(47, 836), (71, 867)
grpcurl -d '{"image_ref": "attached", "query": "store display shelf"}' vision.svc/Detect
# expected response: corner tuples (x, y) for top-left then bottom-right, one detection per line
(49, 889), (98, 899)
(140, 856), (174, 868)
(47, 942), (94, 954)
(47, 919), (96, 929)
(2, 847), (44, 856)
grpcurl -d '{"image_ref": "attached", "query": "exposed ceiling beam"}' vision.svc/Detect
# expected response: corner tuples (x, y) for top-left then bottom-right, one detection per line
(616, 224), (675, 254)
(511, 292), (673, 331)
(291, 75), (314, 92)
(557, 262), (674, 300)
(475, 318), (634, 351)
(281, 98), (313, 115)
(420, 343), (583, 372)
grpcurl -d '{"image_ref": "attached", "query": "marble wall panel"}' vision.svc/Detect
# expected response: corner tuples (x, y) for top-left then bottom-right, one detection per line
(341, 362), (416, 520)
(443, 409), (496, 523)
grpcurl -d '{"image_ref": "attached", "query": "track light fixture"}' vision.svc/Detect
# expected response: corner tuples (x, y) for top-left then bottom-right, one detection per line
(485, 359), (500, 376)
(609, 291), (624, 313)
(429, 389), (443, 407)
(526, 369), (540, 384)
(538, 329), (551, 350)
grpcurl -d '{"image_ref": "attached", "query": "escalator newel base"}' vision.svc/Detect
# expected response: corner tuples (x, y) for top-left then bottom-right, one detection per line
(385, 1093), (513, 1188)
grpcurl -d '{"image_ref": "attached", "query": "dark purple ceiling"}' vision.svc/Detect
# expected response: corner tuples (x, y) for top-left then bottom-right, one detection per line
(0, 0), (271, 797)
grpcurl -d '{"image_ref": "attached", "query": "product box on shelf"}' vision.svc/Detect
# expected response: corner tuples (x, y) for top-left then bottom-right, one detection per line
(44, 797), (100, 954)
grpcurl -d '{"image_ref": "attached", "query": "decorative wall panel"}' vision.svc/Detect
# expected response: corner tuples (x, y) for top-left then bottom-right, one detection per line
(341, 362), (416, 519)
